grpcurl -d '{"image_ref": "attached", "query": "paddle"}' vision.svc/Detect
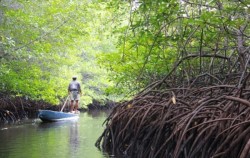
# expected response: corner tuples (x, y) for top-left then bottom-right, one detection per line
(60, 95), (69, 112)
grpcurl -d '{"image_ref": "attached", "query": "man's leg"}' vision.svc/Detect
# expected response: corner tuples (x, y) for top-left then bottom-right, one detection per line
(70, 100), (74, 112)
(74, 100), (79, 111)
(73, 93), (80, 112)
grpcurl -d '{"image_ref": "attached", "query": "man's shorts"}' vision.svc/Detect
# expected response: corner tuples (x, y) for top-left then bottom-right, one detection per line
(70, 91), (80, 101)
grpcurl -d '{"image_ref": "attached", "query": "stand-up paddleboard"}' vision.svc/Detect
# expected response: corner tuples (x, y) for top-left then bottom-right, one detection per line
(38, 110), (79, 122)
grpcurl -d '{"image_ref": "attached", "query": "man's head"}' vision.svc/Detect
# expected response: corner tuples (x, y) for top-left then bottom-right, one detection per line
(72, 76), (77, 80)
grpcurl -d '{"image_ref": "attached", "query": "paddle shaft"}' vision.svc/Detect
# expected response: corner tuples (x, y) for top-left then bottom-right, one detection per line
(60, 95), (69, 112)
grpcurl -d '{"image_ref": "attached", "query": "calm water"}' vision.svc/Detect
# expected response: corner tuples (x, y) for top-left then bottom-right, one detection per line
(0, 110), (110, 158)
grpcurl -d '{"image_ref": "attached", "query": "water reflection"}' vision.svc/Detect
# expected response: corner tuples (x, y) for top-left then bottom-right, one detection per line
(87, 110), (111, 118)
(37, 120), (76, 130)
(0, 111), (110, 158)
(69, 121), (80, 154)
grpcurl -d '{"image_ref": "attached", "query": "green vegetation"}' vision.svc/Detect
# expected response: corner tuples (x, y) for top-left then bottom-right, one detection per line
(1, 0), (250, 107)
(0, 0), (118, 106)
(98, 0), (250, 96)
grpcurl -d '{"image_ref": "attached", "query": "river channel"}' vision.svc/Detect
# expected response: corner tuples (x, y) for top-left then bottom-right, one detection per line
(0, 110), (110, 158)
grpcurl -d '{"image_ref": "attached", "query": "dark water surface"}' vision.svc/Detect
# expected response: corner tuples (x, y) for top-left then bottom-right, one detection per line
(0, 110), (109, 158)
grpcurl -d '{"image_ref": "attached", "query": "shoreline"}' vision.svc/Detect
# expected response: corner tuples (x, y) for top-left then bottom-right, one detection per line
(0, 96), (117, 123)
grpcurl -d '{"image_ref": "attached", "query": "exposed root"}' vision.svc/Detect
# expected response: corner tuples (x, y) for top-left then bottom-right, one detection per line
(96, 72), (250, 158)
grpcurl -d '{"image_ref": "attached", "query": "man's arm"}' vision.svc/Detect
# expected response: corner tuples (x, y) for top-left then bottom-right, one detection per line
(78, 82), (82, 94)
(68, 84), (71, 95)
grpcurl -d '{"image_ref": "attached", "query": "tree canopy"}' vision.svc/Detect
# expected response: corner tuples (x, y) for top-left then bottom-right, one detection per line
(98, 0), (250, 94)
(1, 0), (250, 106)
(0, 0), (117, 105)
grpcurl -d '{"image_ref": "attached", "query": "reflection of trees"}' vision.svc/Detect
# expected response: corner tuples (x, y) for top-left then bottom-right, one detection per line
(87, 110), (110, 118)
(69, 121), (80, 154)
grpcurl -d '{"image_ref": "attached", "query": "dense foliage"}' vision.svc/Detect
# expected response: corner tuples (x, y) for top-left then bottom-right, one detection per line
(98, 0), (250, 94)
(0, 0), (116, 106)
(1, 0), (250, 106)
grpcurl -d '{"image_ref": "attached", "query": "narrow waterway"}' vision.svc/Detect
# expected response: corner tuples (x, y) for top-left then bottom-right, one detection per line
(0, 110), (109, 158)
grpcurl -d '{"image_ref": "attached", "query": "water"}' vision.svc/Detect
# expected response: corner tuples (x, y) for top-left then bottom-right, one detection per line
(0, 110), (109, 158)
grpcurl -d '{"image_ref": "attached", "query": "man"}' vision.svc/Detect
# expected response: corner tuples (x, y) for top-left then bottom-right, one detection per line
(68, 76), (82, 113)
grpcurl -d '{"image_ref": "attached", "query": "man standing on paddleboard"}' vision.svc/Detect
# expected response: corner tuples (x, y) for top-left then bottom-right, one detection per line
(68, 76), (82, 113)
